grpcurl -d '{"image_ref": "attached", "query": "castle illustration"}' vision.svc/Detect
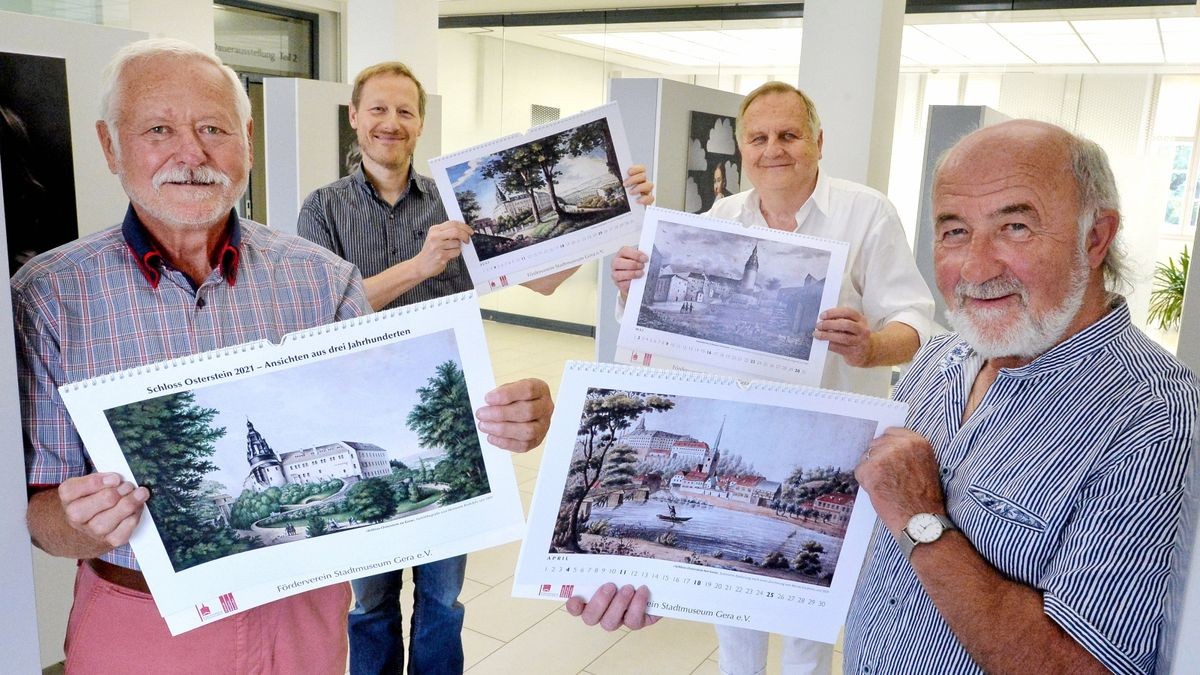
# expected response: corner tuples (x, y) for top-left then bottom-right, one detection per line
(240, 419), (391, 492)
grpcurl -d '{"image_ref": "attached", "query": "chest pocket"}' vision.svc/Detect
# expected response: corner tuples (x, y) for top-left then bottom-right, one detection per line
(966, 484), (1048, 532)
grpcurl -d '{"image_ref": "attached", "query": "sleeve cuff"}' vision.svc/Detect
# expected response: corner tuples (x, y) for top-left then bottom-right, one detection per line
(1043, 592), (1149, 675)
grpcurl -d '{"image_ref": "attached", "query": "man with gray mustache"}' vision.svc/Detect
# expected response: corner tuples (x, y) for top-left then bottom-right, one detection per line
(844, 119), (1198, 673)
(11, 38), (553, 673)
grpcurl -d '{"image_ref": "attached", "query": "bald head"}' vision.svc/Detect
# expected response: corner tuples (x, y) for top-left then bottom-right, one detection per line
(935, 120), (1126, 293)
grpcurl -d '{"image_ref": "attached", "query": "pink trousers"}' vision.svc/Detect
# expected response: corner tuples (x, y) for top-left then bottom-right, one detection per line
(64, 561), (351, 674)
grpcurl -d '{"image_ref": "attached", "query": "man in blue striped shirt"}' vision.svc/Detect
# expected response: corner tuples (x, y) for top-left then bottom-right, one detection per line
(845, 120), (1198, 674)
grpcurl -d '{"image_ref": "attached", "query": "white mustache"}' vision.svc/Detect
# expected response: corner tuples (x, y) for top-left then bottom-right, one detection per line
(152, 165), (231, 191)
(955, 277), (1027, 304)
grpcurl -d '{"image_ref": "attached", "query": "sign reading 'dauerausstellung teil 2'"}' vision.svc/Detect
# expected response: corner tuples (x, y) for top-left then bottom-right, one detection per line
(514, 362), (905, 642)
(59, 293), (524, 635)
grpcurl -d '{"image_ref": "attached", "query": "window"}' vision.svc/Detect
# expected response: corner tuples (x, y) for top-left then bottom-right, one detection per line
(1152, 76), (1200, 237)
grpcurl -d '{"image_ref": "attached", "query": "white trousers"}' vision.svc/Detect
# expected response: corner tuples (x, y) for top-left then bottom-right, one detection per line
(715, 625), (834, 675)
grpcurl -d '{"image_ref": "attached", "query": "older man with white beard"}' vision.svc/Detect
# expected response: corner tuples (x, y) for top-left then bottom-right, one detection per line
(843, 119), (1198, 673)
(12, 38), (553, 674)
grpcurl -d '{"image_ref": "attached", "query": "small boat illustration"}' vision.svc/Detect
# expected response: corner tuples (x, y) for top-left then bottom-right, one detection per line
(657, 506), (691, 523)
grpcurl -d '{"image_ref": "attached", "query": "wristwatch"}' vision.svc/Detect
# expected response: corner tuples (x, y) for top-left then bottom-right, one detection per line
(896, 513), (957, 558)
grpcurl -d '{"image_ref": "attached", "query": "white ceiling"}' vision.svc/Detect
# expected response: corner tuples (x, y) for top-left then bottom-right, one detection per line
(452, 6), (1200, 74)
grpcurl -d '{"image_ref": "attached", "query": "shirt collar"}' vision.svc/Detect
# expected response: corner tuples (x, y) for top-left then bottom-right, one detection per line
(353, 164), (425, 204)
(121, 204), (242, 288)
(808, 170), (831, 218)
(938, 298), (1132, 378)
(742, 169), (829, 231)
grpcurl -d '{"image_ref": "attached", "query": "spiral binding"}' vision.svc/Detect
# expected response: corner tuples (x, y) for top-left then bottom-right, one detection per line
(562, 359), (902, 410)
(60, 292), (477, 393)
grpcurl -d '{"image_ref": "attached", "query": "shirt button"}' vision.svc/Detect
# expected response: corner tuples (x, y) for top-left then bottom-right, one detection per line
(940, 467), (949, 475)
(389, 213), (395, 219)
(888, 598), (897, 605)
(197, 297), (206, 308)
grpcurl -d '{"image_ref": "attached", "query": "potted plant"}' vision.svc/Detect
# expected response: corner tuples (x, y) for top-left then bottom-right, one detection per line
(1148, 246), (1190, 331)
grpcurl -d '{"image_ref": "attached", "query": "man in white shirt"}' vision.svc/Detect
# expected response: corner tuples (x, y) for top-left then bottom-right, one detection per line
(614, 82), (931, 399)
(595, 81), (935, 673)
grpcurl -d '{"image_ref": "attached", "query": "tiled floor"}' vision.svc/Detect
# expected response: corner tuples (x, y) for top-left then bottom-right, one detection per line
(379, 321), (844, 674)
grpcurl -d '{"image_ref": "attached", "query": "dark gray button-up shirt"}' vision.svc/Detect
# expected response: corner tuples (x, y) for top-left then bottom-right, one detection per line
(298, 166), (472, 309)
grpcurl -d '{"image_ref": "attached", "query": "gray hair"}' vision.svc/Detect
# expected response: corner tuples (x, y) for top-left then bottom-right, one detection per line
(99, 38), (251, 147)
(736, 81), (822, 143)
(1068, 133), (1129, 294)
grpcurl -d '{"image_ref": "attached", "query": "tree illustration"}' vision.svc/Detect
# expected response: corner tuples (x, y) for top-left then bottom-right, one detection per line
(565, 119), (623, 186)
(458, 189), (482, 225)
(105, 391), (251, 571)
(407, 360), (488, 503)
(601, 442), (638, 490)
(482, 146), (550, 224)
(529, 134), (571, 220)
(556, 389), (674, 552)
(793, 540), (825, 576)
(345, 476), (399, 523)
(306, 514), (328, 537)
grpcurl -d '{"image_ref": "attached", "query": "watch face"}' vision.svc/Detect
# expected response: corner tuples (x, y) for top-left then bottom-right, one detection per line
(906, 513), (945, 544)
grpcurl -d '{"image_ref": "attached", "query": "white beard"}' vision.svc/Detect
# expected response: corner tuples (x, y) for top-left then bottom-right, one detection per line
(946, 253), (1088, 361)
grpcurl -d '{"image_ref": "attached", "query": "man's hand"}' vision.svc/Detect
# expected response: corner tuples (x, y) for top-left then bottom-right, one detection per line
(475, 378), (554, 452)
(413, 220), (473, 280)
(814, 307), (876, 367)
(611, 246), (648, 302)
(57, 473), (149, 552)
(565, 583), (661, 631)
(854, 427), (945, 537)
(625, 165), (655, 206)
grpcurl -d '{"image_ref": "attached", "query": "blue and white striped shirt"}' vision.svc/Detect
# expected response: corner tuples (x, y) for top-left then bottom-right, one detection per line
(844, 301), (1198, 674)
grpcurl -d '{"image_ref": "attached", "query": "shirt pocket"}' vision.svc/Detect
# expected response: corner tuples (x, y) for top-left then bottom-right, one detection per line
(965, 484), (1048, 533)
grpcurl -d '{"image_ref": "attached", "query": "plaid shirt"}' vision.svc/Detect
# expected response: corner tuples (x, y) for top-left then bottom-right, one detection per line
(12, 206), (369, 569)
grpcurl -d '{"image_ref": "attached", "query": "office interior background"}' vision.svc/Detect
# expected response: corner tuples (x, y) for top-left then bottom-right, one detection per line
(3, 0), (1200, 672)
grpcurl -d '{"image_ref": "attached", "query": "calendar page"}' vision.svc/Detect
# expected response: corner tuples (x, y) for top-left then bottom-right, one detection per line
(428, 103), (643, 294)
(614, 207), (848, 386)
(58, 293), (525, 635)
(513, 362), (905, 642)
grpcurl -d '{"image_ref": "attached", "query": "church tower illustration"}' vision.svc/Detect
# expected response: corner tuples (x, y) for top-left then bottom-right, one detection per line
(245, 419), (286, 490)
(740, 244), (759, 291)
(703, 416), (725, 480)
